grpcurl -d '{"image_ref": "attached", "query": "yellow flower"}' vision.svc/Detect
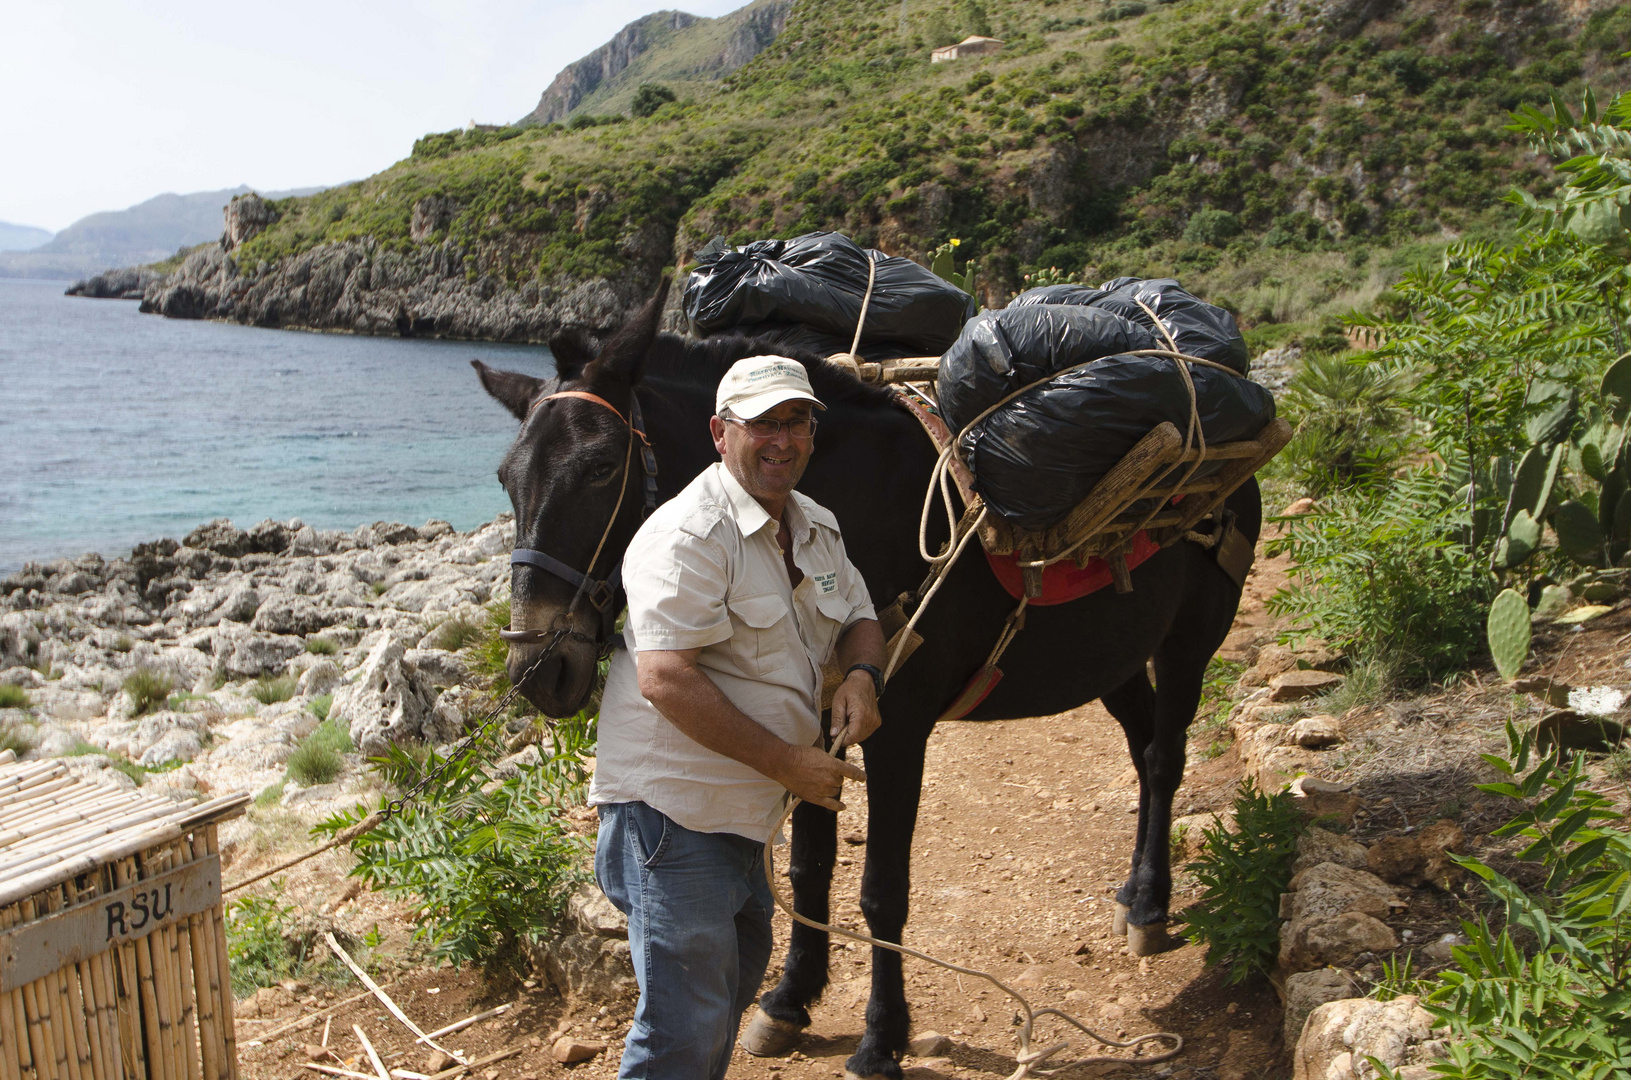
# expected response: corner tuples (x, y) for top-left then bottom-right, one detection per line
(950, 238), (961, 247)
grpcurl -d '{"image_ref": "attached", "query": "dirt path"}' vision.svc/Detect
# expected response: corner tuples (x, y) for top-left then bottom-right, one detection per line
(238, 552), (1295, 1080)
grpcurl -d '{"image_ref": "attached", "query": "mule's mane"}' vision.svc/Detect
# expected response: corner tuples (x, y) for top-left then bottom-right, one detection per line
(641, 332), (900, 411)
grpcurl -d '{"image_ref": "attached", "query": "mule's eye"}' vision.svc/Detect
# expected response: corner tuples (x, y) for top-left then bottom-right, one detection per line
(590, 462), (618, 482)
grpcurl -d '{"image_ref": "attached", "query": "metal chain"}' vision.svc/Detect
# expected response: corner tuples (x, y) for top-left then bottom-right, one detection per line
(382, 627), (572, 820)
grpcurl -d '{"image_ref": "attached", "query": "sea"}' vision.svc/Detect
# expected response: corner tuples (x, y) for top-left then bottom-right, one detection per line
(0, 277), (556, 577)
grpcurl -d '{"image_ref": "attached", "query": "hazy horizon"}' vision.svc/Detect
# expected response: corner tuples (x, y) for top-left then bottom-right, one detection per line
(4, 0), (749, 233)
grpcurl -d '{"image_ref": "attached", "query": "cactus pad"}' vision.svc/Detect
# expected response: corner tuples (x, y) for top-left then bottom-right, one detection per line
(1488, 589), (1532, 681)
(1554, 499), (1606, 565)
(1604, 353), (1631, 422)
(1504, 510), (1543, 566)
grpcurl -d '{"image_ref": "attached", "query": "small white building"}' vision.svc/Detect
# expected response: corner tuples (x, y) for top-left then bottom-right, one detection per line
(931, 35), (1005, 62)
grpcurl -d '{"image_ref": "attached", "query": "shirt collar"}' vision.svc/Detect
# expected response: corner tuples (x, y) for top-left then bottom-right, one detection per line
(712, 462), (815, 543)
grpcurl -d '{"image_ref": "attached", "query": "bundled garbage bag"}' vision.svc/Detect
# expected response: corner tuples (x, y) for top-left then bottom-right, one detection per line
(938, 303), (1275, 530)
(1008, 284), (1109, 308)
(704, 320), (926, 362)
(684, 231), (976, 354)
(1011, 277), (1248, 374)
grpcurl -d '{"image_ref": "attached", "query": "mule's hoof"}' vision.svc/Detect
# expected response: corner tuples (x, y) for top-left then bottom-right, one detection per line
(1112, 903), (1129, 937)
(1126, 920), (1175, 956)
(740, 1010), (806, 1057)
(844, 1072), (895, 1080)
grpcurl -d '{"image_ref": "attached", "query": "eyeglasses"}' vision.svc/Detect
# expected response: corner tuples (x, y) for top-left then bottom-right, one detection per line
(722, 415), (819, 439)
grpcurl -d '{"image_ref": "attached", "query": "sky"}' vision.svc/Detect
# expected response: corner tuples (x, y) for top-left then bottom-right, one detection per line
(3, 0), (749, 233)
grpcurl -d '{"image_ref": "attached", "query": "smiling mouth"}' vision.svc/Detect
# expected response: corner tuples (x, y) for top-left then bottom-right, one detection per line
(762, 453), (794, 466)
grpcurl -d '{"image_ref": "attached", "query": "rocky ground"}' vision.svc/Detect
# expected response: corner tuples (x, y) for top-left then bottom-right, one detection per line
(0, 513), (516, 823)
(5, 517), (1630, 1080)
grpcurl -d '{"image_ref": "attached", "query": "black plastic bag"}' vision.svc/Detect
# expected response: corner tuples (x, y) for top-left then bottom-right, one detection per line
(705, 321), (925, 362)
(683, 232), (976, 354)
(1087, 277), (1249, 374)
(937, 303), (1275, 529)
(938, 304), (1158, 434)
(1009, 284), (1109, 308)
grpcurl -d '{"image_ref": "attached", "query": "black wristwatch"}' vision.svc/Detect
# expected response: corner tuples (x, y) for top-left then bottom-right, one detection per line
(845, 663), (885, 698)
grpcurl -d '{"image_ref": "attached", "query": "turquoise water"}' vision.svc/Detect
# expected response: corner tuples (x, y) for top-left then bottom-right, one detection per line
(0, 278), (555, 576)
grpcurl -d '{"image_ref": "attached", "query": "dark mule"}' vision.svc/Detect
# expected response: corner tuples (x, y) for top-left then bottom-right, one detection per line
(474, 286), (1261, 1080)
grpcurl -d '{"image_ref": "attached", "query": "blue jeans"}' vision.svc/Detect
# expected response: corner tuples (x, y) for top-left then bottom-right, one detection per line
(595, 801), (775, 1080)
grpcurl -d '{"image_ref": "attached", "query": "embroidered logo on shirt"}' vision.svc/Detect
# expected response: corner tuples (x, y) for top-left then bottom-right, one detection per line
(813, 572), (838, 594)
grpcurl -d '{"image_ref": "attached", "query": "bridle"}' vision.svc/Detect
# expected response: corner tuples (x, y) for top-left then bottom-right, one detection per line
(498, 389), (659, 651)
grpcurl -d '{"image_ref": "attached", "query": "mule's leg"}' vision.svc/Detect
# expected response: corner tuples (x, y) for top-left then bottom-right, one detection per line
(750, 794), (839, 1051)
(1119, 646), (1208, 953)
(845, 733), (928, 1080)
(1100, 669), (1157, 938)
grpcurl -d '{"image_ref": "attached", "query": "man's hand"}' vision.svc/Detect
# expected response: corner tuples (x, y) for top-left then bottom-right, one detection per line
(830, 670), (882, 750)
(771, 744), (866, 812)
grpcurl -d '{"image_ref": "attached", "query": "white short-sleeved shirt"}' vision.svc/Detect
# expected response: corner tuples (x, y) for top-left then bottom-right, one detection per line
(589, 462), (877, 842)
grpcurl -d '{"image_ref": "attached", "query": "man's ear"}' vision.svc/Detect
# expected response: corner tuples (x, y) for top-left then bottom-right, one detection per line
(472, 359), (545, 421)
(584, 279), (671, 387)
(548, 327), (597, 381)
(709, 414), (728, 456)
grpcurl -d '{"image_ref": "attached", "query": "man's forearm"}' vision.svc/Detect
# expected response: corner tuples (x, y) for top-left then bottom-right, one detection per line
(836, 618), (886, 672)
(638, 654), (797, 779)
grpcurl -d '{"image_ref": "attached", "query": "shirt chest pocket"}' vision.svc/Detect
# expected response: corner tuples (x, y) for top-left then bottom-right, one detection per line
(725, 591), (791, 677)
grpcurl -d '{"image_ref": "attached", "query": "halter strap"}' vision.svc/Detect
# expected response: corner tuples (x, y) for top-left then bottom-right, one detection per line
(533, 390), (652, 446)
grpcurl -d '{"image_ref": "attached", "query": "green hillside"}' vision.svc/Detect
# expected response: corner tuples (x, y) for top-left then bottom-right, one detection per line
(233, 0), (1631, 338)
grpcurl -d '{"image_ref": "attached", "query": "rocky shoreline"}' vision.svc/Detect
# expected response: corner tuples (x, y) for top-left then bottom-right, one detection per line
(0, 514), (516, 818)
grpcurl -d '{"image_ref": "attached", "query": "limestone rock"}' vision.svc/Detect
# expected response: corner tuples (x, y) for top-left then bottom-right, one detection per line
(216, 625), (302, 678)
(534, 933), (636, 1001)
(1271, 670), (1345, 702)
(1282, 968), (1360, 1051)
(1173, 809), (1235, 860)
(252, 593), (339, 636)
(568, 883), (628, 938)
(1293, 995), (1435, 1080)
(404, 648), (469, 688)
(334, 633), (439, 755)
(1369, 823), (1465, 890)
(1281, 910), (1398, 971)
(1292, 828), (1369, 876)
(550, 1038), (605, 1064)
(184, 519), (251, 557)
(1290, 715), (1343, 748)
(1289, 776), (1362, 829)
(1286, 863), (1403, 924)
(1366, 836), (1426, 887)
(298, 659), (341, 697)
(908, 1032), (953, 1057)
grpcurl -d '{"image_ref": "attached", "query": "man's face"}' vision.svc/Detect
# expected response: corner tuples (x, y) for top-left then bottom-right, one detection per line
(710, 399), (816, 504)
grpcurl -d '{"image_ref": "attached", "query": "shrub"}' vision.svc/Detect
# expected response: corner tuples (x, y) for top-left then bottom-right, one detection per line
(426, 617), (483, 652)
(0, 722), (37, 756)
(1182, 208), (1242, 247)
(1380, 722), (1631, 1075)
(1270, 468), (1494, 683)
(1181, 780), (1306, 983)
(309, 693), (334, 722)
(286, 718), (351, 786)
(304, 637), (339, 656)
(630, 83), (677, 118)
(123, 669), (174, 716)
(251, 674), (297, 705)
(1278, 352), (1412, 497)
(315, 716), (594, 965)
(0, 684), (29, 709)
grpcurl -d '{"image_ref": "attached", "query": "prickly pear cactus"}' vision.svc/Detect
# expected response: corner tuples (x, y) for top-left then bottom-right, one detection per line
(1604, 353), (1631, 422)
(1504, 510), (1543, 567)
(1487, 588), (1532, 682)
(1554, 499), (1606, 566)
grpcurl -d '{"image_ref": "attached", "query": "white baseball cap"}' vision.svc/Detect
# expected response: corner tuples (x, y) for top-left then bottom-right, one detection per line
(715, 355), (826, 419)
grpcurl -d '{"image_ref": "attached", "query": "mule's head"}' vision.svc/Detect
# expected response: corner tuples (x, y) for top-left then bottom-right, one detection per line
(472, 282), (668, 716)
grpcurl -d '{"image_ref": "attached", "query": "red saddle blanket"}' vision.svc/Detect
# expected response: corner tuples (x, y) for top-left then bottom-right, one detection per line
(983, 529), (1161, 605)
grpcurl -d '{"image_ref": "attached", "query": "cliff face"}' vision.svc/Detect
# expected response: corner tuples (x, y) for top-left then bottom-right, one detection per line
(140, 194), (661, 341)
(523, 11), (700, 124)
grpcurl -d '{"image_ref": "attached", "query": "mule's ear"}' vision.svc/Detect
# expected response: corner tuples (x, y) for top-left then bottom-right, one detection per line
(548, 327), (597, 381)
(584, 279), (671, 386)
(472, 359), (545, 421)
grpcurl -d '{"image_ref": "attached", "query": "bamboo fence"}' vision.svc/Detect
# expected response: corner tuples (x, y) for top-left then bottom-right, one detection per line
(0, 756), (249, 1080)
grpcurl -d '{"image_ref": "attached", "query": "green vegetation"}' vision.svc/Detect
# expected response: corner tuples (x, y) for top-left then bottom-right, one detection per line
(1275, 352), (1411, 497)
(251, 674), (297, 705)
(0, 683), (29, 710)
(286, 717), (352, 786)
(309, 693), (334, 722)
(0, 721), (37, 756)
(1377, 724), (1631, 1076)
(304, 637), (339, 655)
(224, 880), (355, 997)
(425, 616), (483, 652)
(224, 0), (1627, 342)
(316, 714), (596, 965)
(1181, 779), (1306, 983)
(123, 668), (174, 717)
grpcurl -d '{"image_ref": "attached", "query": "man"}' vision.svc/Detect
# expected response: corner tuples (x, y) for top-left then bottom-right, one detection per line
(590, 355), (887, 1080)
